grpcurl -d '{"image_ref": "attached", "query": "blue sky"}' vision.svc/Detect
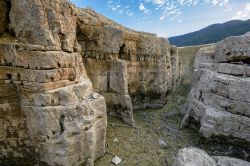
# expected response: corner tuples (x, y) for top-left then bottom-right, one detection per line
(70, 0), (250, 37)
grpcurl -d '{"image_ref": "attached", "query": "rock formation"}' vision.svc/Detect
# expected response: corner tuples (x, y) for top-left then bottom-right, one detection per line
(174, 147), (250, 166)
(181, 32), (250, 142)
(170, 45), (183, 89)
(76, 8), (182, 125)
(1, 0), (106, 165)
(0, 0), (182, 165)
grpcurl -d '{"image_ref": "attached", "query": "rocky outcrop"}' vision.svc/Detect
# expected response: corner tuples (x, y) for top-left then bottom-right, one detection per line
(212, 156), (250, 166)
(174, 147), (217, 166)
(0, 0), (183, 165)
(76, 8), (181, 125)
(1, 0), (106, 166)
(181, 32), (250, 142)
(9, 0), (79, 52)
(174, 147), (250, 166)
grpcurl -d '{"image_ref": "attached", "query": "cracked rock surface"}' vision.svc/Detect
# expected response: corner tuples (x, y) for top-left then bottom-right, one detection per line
(77, 8), (183, 125)
(1, 0), (106, 165)
(182, 32), (250, 142)
(174, 147), (250, 166)
(0, 0), (183, 165)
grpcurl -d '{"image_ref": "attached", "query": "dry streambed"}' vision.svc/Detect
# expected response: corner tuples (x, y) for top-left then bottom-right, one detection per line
(95, 82), (250, 166)
(95, 84), (200, 166)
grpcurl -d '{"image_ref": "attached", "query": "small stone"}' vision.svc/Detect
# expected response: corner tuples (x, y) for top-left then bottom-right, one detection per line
(112, 156), (121, 165)
(158, 139), (167, 147)
(92, 93), (98, 99)
(113, 138), (118, 142)
(157, 150), (161, 154)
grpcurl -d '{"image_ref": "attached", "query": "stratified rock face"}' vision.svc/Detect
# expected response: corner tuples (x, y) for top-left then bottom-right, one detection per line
(1, 0), (107, 166)
(9, 0), (79, 52)
(181, 32), (250, 141)
(1, 0), (183, 165)
(76, 8), (180, 124)
(174, 147), (250, 166)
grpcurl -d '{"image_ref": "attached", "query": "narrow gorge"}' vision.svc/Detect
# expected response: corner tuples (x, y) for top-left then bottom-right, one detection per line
(0, 0), (249, 166)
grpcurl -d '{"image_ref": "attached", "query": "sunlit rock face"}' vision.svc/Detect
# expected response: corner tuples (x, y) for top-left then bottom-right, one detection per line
(174, 147), (250, 166)
(182, 32), (250, 142)
(1, 0), (106, 165)
(0, 0), (183, 165)
(76, 8), (182, 125)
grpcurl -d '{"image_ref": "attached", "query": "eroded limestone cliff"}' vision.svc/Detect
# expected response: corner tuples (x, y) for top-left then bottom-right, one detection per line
(182, 32), (250, 142)
(1, 0), (106, 165)
(0, 0), (182, 165)
(76, 8), (181, 125)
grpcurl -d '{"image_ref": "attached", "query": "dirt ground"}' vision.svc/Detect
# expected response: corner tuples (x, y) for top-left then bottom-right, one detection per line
(95, 44), (250, 165)
(95, 83), (201, 166)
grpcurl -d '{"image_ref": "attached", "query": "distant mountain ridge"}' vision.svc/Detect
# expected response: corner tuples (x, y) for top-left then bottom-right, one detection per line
(168, 19), (250, 47)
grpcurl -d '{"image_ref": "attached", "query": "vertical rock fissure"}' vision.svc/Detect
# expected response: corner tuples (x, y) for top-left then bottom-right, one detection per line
(0, 0), (11, 35)
(59, 115), (65, 134)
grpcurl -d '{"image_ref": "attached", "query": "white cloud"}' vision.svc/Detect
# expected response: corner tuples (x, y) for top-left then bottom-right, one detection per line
(151, 0), (166, 5)
(139, 3), (146, 11)
(139, 3), (152, 15)
(106, 0), (234, 21)
(107, 0), (134, 17)
(211, 0), (230, 7)
(233, 3), (250, 20)
(144, 0), (233, 21)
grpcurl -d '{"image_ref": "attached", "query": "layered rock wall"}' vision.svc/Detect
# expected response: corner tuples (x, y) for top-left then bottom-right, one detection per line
(1, 0), (106, 165)
(182, 32), (250, 142)
(77, 9), (181, 124)
(0, 0), (183, 165)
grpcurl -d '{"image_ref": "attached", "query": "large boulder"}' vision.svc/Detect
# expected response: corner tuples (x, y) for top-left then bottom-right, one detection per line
(213, 156), (250, 166)
(182, 32), (250, 142)
(174, 148), (250, 166)
(214, 32), (250, 62)
(174, 147), (216, 166)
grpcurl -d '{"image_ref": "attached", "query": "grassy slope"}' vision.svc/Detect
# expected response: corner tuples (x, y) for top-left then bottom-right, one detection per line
(178, 44), (211, 84)
(169, 19), (250, 47)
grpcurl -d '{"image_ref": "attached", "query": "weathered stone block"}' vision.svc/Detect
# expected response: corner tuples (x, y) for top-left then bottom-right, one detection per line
(182, 33), (250, 142)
